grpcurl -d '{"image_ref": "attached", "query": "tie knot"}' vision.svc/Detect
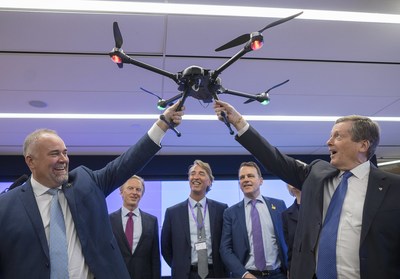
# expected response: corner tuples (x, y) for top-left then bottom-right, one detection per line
(251, 199), (258, 206)
(47, 188), (59, 196)
(342, 171), (353, 180)
(196, 202), (202, 208)
(127, 211), (134, 218)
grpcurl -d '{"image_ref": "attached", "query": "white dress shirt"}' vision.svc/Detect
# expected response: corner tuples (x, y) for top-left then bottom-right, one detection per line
(188, 196), (212, 265)
(319, 161), (370, 279)
(243, 195), (281, 271)
(32, 178), (94, 279)
(121, 206), (142, 254)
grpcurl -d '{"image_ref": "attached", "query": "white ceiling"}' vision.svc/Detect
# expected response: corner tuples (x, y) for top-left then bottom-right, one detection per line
(1, 1), (400, 165)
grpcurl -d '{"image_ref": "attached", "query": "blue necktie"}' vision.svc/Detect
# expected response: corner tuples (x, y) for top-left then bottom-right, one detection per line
(317, 171), (353, 279)
(251, 199), (266, 271)
(48, 188), (69, 279)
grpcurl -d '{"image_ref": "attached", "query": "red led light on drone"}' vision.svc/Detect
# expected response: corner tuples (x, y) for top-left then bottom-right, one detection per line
(251, 40), (263, 50)
(111, 55), (122, 64)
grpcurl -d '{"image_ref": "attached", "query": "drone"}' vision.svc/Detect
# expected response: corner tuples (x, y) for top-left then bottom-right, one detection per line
(109, 12), (303, 136)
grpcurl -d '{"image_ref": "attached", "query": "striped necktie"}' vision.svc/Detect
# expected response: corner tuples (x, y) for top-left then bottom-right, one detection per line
(48, 188), (69, 279)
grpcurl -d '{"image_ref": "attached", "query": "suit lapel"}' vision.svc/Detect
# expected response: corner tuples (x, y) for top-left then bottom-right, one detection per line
(111, 209), (132, 256)
(360, 167), (388, 244)
(263, 196), (279, 223)
(182, 200), (191, 246)
(19, 182), (50, 260)
(134, 210), (149, 255)
(237, 201), (250, 248)
(288, 201), (299, 222)
(207, 199), (215, 236)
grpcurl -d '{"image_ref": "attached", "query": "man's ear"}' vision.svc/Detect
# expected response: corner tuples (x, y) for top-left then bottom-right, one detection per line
(25, 155), (34, 170)
(360, 140), (370, 153)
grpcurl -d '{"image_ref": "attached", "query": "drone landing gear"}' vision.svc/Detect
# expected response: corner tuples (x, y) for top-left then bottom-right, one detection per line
(221, 111), (234, 135)
(159, 86), (191, 137)
(160, 115), (181, 137)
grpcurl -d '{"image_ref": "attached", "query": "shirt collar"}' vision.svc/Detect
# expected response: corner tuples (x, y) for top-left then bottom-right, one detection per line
(342, 160), (370, 180)
(188, 196), (206, 208)
(122, 206), (140, 217)
(244, 194), (264, 206)
(31, 177), (62, 197)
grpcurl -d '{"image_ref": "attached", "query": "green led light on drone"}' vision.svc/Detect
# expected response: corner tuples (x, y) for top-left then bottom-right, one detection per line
(261, 100), (270, 105)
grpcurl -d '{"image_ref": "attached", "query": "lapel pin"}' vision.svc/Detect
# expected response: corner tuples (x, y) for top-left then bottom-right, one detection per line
(271, 204), (276, 210)
(378, 187), (383, 191)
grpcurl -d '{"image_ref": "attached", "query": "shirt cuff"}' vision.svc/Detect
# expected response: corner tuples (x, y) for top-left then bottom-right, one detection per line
(237, 123), (250, 137)
(147, 122), (166, 146)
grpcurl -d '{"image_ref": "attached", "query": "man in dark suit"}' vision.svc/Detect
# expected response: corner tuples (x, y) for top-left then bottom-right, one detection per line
(214, 100), (400, 279)
(161, 160), (228, 279)
(281, 184), (301, 278)
(109, 175), (160, 279)
(220, 161), (288, 279)
(0, 102), (184, 279)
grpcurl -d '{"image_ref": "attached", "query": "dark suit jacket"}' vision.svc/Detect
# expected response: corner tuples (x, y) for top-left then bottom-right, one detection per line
(237, 125), (400, 279)
(281, 199), (299, 272)
(109, 208), (161, 279)
(0, 134), (160, 279)
(161, 198), (228, 279)
(220, 196), (288, 278)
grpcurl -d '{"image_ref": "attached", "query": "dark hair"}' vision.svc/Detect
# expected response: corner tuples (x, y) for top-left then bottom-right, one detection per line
(239, 161), (262, 177)
(335, 115), (380, 159)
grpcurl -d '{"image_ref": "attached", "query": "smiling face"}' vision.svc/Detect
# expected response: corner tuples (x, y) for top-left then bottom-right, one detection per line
(239, 165), (263, 199)
(189, 164), (212, 201)
(25, 132), (69, 188)
(120, 177), (144, 211)
(327, 120), (369, 170)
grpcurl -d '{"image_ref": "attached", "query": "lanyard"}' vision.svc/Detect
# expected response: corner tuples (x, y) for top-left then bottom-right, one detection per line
(188, 200), (208, 231)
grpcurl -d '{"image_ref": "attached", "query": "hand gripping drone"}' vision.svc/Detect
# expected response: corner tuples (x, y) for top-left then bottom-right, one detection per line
(109, 12), (302, 136)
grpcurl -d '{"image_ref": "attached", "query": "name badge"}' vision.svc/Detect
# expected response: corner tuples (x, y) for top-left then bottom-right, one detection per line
(195, 241), (207, 251)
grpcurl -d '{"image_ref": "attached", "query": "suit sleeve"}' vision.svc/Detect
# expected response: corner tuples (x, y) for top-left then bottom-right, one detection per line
(281, 211), (290, 250)
(236, 126), (308, 190)
(161, 208), (173, 267)
(151, 217), (161, 279)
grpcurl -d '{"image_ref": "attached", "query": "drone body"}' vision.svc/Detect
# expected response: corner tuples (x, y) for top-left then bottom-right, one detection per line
(109, 12), (302, 135)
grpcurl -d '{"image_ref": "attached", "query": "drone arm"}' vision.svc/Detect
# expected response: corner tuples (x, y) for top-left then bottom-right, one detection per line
(211, 48), (250, 82)
(111, 50), (179, 82)
(157, 94), (184, 109)
(221, 88), (261, 99)
(125, 55), (178, 82)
